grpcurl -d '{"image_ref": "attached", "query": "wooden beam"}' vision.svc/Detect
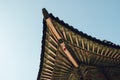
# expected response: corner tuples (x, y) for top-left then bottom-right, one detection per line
(42, 8), (79, 68)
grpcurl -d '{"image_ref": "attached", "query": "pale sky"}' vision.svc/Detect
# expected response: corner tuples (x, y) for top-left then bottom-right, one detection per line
(0, 0), (120, 80)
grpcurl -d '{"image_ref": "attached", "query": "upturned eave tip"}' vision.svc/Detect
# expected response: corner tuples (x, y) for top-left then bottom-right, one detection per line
(42, 8), (49, 19)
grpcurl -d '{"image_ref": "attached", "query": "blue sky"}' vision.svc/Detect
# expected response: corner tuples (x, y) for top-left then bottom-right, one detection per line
(0, 0), (120, 80)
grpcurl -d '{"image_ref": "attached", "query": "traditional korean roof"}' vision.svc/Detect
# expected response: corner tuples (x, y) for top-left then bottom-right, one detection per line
(37, 8), (120, 80)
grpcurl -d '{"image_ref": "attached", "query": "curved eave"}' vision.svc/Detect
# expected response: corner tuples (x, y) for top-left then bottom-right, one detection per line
(37, 8), (120, 80)
(49, 13), (120, 49)
(42, 8), (120, 49)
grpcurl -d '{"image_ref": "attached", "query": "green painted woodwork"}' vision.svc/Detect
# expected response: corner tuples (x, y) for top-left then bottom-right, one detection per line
(37, 9), (120, 80)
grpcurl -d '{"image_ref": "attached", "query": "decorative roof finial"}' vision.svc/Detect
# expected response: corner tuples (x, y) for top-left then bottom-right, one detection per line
(42, 8), (49, 19)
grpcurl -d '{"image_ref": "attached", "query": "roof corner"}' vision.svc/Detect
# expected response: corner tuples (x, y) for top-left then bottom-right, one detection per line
(42, 8), (50, 19)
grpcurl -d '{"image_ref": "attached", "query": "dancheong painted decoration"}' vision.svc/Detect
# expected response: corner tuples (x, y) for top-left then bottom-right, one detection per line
(37, 8), (120, 80)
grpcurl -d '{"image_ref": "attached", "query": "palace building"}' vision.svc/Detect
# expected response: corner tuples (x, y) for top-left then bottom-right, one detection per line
(37, 8), (120, 80)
